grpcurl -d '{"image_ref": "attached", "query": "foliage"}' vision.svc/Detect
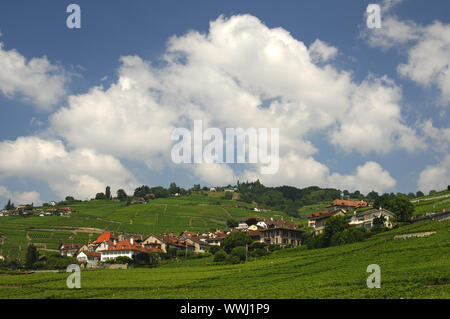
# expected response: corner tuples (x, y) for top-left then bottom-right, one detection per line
(25, 245), (39, 269)
(226, 218), (238, 229)
(230, 246), (247, 262)
(221, 232), (252, 254)
(391, 194), (414, 222)
(213, 249), (227, 262)
(117, 189), (128, 201)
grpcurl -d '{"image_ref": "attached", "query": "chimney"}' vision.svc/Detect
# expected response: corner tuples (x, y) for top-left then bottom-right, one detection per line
(113, 239), (117, 246)
(130, 237), (134, 245)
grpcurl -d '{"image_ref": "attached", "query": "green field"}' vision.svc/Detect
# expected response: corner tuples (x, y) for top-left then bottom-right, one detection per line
(0, 195), (301, 259)
(0, 219), (448, 299)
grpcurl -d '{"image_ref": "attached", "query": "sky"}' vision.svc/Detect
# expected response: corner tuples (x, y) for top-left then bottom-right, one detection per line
(0, 0), (449, 206)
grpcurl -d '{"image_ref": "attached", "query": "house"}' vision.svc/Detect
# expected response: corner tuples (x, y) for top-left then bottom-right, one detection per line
(76, 251), (101, 267)
(327, 199), (368, 212)
(254, 206), (270, 212)
(100, 238), (164, 262)
(130, 197), (146, 204)
(236, 222), (249, 230)
(209, 187), (216, 192)
(59, 243), (84, 257)
(308, 209), (346, 234)
(142, 234), (194, 253)
(185, 237), (209, 253)
(59, 207), (72, 215)
(93, 232), (117, 244)
(348, 208), (395, 229)
(50, 201), (57, 206)
(261, 227), (303, 247)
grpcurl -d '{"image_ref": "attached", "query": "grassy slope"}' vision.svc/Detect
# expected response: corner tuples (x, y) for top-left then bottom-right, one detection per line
(0, 195), (302, 259)
(0, 219), (448, 299)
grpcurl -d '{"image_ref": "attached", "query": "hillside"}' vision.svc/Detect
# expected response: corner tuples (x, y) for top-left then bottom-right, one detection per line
(0, 219), (448, 299)
(0, 195), (303, 259)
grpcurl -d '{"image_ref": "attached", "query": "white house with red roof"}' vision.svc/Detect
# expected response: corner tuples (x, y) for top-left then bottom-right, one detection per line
(100, 238), (163, 262)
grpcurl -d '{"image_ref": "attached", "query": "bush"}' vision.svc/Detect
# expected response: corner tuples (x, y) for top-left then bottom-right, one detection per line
(230, 255), (241, 264)
(249, 242), (266, 251)
(208, 245), (221, 255)
(230, 246), (247, 262)
(222, 232), (252, 253)
(213, 249), (227, 262)
(250, 248), (267, 257)
(329, 228), (366, 246)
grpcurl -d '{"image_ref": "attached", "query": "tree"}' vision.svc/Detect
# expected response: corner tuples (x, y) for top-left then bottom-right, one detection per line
(223, 192), (232, 200)
(323, 215), (349, 245)
(226, 218), (239, 229)
(373, 193), (394, 210)
(193, 184), (201, 192)
(213, 249), (227, 262)
(105, 186), (111, 200)
(25, 244), (39, 269)
(4, 199), (14, 210)
(230, 246), (247, 262)
(429, 190), (436, 195)
(407, 192), (416, 199)
(447, 185), (450, 191)
(366, 191), (379, 201)
(416, 191), (424, 198)
(117, 189), (128, 201)
(221, 232), (252, 253)
(390, 194), (414, 222)
(95, 192), (105, 200)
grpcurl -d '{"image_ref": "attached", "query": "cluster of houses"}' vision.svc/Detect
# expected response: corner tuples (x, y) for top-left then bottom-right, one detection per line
(59, 216), (304, 267)
(307, 199), (395, 234)
(0, 206), (72, 217)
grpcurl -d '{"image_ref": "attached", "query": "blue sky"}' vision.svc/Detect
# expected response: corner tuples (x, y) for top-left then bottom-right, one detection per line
(0, 0), (449, 205)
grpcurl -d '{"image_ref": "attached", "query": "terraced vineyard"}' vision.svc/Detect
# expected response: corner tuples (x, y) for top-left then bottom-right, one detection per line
(0, 219), (448, 299)
(0, 195), (301, 259)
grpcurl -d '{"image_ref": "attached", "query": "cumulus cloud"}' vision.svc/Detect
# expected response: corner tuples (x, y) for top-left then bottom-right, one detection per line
(0, 137), (139, 200)
(41, 14), (420, 193)
(418, 155), (450, 193)
(309, 39), (338, 63)
(398, 22), (450, 104)
(364, 1), (450, 104)
(328, 161), (396, 194)
(0, 41), (68, 110)
(240, 155), (396, 194)
(0, 186), (42, 206)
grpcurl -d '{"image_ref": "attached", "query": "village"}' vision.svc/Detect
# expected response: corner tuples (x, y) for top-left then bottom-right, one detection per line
(57, 198), (397, 268)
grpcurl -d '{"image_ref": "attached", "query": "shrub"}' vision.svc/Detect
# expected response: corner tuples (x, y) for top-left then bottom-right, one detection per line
(230, 255), (241, 264)
(230, 246), (247, 262)
(208, 245), (220, 255)
(222, 232), (252, 253)
(213, 249), (227, 262)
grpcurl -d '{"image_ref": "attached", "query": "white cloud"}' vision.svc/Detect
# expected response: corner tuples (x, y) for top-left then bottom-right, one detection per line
(0, 137), (139, 200)
(2, 14), (418, 193)
(0, 41), (68, 110)
(0, 186), (42, 206)
(418, 120), (450, 153)
(398, 21), (450, 104)
(309, 39), (338, 63)
(418, 155), (450, 193)
(240, 155), (396, 194)
(328, 161), (396, 194)
(364, 2), (450, 105)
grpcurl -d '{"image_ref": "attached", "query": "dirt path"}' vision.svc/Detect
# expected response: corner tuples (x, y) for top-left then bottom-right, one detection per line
(221, 207), (232, 218)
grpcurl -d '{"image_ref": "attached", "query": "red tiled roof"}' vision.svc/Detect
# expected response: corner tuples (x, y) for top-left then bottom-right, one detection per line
(93, 232), (115, 244)
(308, 209), (343, 220)
(328, 199), (367, 208)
